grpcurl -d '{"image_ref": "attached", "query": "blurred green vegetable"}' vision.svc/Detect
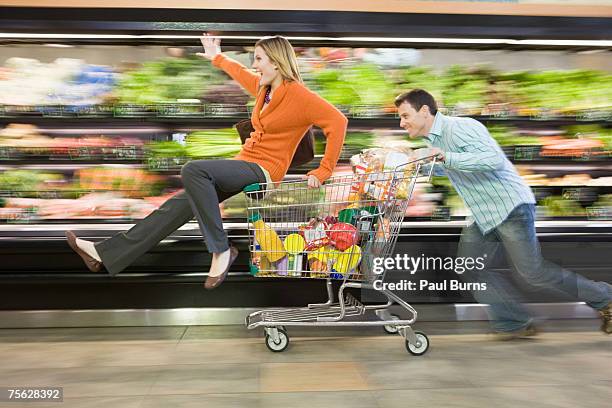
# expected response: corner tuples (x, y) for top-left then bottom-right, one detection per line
(541, 195), (585, 217)
(116, 57), (224, 104)
(186, 129), (242, 158)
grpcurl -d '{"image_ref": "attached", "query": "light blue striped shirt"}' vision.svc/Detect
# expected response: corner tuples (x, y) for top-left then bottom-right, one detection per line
(425, 112), (535, 233)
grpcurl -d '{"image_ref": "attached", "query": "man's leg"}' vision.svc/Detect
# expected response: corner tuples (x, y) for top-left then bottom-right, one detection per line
(496, 204), (611, 310)
(459, 222), (533, 332)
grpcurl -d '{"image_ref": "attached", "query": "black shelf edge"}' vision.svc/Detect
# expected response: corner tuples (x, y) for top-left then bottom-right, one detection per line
(0, 7), (611, 42)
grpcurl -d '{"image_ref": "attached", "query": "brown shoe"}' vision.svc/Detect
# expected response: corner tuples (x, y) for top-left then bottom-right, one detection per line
(66, 231), (103, 273)
(205, 246), (239, 290)
(492, 323), (538, 341)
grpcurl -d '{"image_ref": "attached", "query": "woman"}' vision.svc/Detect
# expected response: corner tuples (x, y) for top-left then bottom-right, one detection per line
(66, 33), (348, 290)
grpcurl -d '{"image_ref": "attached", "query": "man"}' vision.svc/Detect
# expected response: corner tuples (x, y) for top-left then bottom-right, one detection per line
(395, 89), (611, 338)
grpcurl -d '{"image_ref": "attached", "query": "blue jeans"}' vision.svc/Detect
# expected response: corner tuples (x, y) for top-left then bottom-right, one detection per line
(458, 203), (611, 332)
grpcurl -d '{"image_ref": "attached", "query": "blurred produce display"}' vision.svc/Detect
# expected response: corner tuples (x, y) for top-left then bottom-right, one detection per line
(185, 129), (242, 158)
(0, 58), (116, 108)
(0, 46), (610, 223)
(0, 124), (144, 160)
(115, 57), (226, 105)
(0, 49), (609, 118)
(309, 63), (396, 114)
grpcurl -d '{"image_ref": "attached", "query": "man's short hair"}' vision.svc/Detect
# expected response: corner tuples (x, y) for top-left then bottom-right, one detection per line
(394, 89), (438, 115)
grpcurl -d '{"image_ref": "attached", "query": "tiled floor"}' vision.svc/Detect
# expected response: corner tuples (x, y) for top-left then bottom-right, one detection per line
(0, 320), (610, 408)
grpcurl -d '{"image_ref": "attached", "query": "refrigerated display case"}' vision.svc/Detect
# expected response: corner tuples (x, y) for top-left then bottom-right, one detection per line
(0, 5), (610, 311)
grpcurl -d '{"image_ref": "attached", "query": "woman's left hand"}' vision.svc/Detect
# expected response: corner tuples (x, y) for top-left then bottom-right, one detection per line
(306, 175), (321, 189)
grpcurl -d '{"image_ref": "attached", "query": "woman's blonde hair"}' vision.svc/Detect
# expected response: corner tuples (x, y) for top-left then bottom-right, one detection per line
(255, 36), (302, 83)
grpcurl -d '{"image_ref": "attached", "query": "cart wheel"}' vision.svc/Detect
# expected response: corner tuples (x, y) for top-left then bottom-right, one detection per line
(383, 314), (400, 334)
(405, 331), (429, 356)
(265, 328), (289, 352)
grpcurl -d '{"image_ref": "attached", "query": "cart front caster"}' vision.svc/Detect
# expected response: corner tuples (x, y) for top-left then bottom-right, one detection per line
(405, 331), (429, 356)
(265, 327), (289, 352)
(383, 314), (400, 334)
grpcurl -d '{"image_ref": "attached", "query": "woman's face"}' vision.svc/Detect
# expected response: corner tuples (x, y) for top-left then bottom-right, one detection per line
(252, 46), (280, 87)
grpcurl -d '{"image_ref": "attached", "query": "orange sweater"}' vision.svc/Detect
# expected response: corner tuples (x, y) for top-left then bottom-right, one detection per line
(212, 54), (348, 183)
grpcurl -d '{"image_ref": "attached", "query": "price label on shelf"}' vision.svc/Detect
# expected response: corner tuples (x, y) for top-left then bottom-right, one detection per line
(431, 206), (451, 221)
(38, 190), (61, 199)
(157, 104), (180, 116)
(115, 146), (138, 160)
(576, 149), (592, 161)
(205, 104), (244, 117)
(75, 105), (109, 117)
(514, 146), (540, 161)
(73, 147), (93, 161)
(114, 104), (149, 117)
(562, 188), (580, 201)
(0, 147), (11, 160)
(586, 207), (611, 221)
(577, 110), (611, 122)
(147, 157), (183, 171)
(158, 104), (203, 117)
(41, 105), (65, 117)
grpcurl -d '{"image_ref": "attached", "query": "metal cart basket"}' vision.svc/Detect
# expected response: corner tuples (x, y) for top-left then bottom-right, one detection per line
(243, 155), (437, 354)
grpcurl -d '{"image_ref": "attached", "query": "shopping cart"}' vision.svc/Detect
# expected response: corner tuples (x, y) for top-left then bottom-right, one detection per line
(243, 155), (437, 354)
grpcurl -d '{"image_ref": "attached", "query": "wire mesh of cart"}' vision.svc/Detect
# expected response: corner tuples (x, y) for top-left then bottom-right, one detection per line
(242, 155), (438, 354)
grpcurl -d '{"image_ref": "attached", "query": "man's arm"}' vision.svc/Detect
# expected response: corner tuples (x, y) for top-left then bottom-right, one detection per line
(440, 120), (505, 172)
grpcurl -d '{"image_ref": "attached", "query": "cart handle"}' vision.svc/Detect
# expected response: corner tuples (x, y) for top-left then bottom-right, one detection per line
(242, 154), (440, 194)
(393, 154), (439, 173)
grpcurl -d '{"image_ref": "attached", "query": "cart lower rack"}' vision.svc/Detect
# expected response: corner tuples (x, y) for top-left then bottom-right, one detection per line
(243, 155), (437, 354)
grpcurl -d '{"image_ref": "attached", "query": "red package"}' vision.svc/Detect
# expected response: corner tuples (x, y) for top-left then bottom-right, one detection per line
(329, 222), (359, 251)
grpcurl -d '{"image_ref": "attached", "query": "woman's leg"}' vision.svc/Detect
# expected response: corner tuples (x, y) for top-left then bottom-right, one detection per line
(88, 159), (264, 276)
(94, 191), (195, 275)
(179, 159), (265, 253)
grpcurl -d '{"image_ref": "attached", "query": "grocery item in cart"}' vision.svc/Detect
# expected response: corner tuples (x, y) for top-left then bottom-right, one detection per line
(300, 217), (331, 251)
(275, 256), (289, 276)
(331, 244), (362, 278)
(349, 148), (416, 201)
(329, 222), (359, 251)
(248, 212), (287, 262)
(284, 233), (306, 277)
(307, 247), (330, 278)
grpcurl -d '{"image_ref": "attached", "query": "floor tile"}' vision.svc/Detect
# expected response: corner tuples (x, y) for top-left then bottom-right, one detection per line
(0, 396), (145, 408)
(361, 359), (473, 390)
(0, 366), (159, 398)
(140, 393), (260, 408)
(0, 340), (177, 369)
(259, 362), (370, 393)
(171, 338), (266, 364)
(149, 363), (259, 395)
(0, 327), (186, 343)
(260, 390), (378, 408)
(374, 384), (612, 408)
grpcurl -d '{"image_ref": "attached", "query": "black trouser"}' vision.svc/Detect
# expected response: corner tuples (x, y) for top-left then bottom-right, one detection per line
(95, 160), (266, 275)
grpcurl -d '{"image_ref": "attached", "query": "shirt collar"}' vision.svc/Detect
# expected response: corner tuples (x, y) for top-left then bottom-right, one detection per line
(425, 112), (444, 143)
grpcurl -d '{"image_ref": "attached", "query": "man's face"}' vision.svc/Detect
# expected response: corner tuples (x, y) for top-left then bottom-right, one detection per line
(398, 102), (428, 138)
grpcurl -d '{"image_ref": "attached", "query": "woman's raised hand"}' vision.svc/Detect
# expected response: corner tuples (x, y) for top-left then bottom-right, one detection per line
(197, 32), (222, 60)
